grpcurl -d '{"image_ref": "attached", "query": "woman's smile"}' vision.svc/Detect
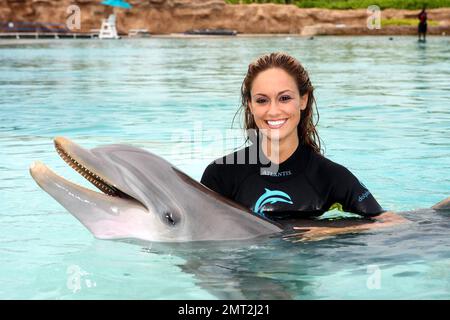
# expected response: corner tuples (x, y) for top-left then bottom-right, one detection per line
(265, 118), (288, 129)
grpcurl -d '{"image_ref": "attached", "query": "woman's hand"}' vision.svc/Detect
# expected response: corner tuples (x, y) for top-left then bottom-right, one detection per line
(283, 211), (409, 242)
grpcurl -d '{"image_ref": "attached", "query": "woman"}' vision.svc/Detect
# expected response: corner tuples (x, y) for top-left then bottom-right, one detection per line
(201, 52), (405, 239)
(418, 7), (428, 42)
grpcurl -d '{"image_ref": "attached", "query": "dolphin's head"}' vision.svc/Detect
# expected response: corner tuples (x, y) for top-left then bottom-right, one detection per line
(30, 137), (282, 242)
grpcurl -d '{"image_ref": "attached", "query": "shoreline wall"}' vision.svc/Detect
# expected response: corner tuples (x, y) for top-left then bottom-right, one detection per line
(0, 0), (449, 35)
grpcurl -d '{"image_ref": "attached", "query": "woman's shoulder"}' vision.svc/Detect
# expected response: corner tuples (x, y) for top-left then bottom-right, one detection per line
(202, 145), (257, 180)
(307, 148), (353, 180)
(201, 145), (256, 197)
(304, 148), (365, 199)
(204, 145), (254, 170)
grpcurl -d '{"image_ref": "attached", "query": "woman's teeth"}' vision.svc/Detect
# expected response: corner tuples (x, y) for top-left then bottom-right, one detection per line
(266, 119), (287, 129)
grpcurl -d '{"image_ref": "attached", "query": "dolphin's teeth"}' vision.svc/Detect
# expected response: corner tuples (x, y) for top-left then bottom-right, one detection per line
(56, 144), (122, 198)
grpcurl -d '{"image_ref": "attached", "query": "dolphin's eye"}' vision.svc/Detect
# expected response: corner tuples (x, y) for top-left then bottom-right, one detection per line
(164, 212), (177, 226)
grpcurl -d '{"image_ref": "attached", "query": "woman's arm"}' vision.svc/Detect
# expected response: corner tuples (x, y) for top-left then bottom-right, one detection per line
(284, 211), (409, 242)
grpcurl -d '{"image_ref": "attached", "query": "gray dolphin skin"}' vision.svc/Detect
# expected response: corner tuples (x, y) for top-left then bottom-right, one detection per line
(29, 137), (282, 242)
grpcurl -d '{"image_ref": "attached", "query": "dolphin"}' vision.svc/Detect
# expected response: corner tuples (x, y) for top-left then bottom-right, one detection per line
(29, 137), (282, 242)
(29, 137), (449, 243)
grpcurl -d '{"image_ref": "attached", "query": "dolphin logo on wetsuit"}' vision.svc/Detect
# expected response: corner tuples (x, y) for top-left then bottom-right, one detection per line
(253, 188), (294, 216)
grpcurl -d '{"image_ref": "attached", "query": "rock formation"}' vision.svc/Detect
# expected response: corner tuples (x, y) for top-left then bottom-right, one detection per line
(0, 0), (449, 35)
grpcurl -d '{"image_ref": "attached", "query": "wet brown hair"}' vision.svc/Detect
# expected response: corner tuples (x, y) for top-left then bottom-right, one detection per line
(233, 52), (322, 154)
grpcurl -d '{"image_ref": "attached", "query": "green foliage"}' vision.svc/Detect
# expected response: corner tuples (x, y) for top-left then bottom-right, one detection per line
(227, 0), (294, 4)
(226, 0), (450, 9)
(226, 0), (293, 4)
(382, 18), (439, 26)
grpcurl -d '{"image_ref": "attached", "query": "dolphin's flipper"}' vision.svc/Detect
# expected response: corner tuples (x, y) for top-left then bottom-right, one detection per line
(431, 197), (450, 210)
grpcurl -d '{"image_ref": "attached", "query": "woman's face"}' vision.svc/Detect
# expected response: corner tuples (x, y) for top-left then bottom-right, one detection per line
(249, 67), (308, 143)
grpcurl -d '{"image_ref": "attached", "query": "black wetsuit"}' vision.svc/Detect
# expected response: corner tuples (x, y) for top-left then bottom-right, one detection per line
(201, 142), (385, 220)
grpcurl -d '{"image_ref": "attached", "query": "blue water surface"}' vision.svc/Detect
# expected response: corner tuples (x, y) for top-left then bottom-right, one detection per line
(0, 36), (449, 299)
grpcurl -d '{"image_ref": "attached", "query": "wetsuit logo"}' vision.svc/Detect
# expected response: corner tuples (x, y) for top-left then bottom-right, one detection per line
(253, 188), (293, 216)
(260, 169), (292, 177)
(358, 180), (371, 202)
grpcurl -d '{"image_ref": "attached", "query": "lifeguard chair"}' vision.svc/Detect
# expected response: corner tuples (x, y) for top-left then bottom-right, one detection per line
(99, 14), (120, 39)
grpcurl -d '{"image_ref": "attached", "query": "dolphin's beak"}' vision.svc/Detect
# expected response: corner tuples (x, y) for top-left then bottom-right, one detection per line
(29, 155), (146, 238)
(29, 160), (114, 202)
(53, 136), (118, 196)
(29, 159), (142, 210)
(31, 136), (140, 201)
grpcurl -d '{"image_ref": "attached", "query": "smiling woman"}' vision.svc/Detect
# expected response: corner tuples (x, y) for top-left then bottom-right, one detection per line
(201, 52), (398, 227)
(240, 52), (319, 163)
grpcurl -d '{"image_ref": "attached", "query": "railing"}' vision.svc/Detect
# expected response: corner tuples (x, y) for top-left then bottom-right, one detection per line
(0, 21), (71, 33)
(0, 32), (97, 39)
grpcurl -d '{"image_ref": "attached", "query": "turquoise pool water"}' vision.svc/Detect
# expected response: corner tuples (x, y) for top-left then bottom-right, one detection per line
(0, 36), (449, 299)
